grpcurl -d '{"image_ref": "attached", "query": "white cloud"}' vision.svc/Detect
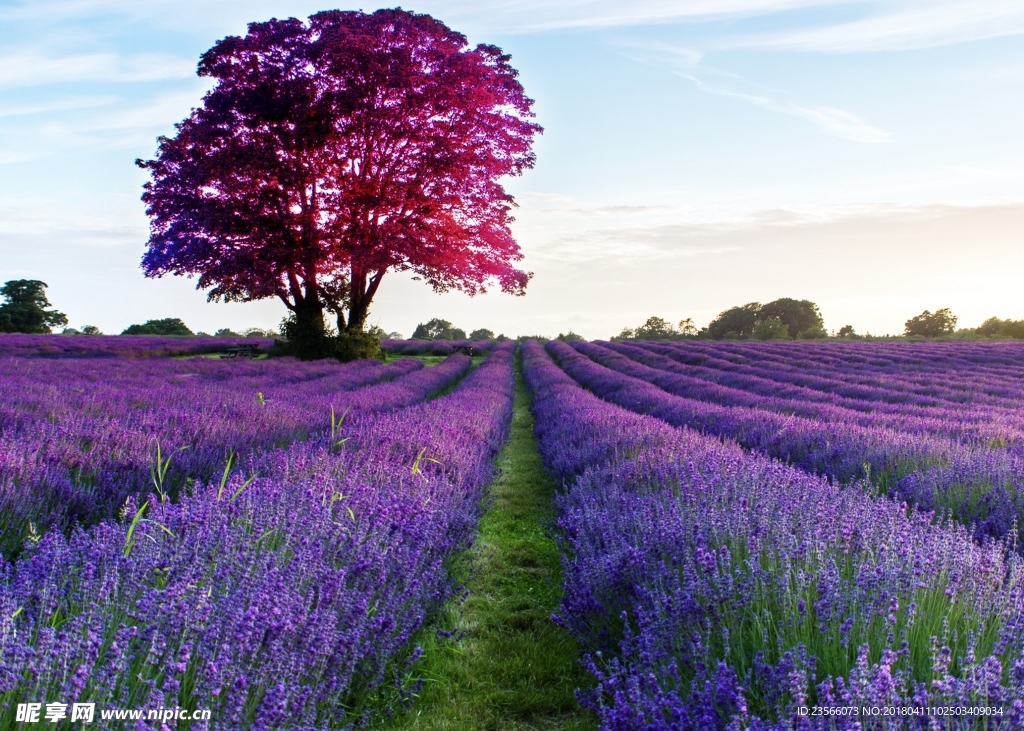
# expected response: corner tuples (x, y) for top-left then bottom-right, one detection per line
(0, 53), (193, 88)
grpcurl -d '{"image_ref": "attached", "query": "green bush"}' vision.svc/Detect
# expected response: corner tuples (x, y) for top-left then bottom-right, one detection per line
(334, 329), (383, 361)
(753, 318), (789, 341)
(271, 329), (382, 362)
(797, 325), (828, 340)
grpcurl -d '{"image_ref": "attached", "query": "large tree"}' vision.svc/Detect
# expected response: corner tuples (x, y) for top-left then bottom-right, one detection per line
(905, 308), (956, 337)
(758, 298), (823, 339)
(705, 298), (824, 340)
(706, 303), (762, 340)
(0, 280), (68, 334)
(138, 9), (540, 358)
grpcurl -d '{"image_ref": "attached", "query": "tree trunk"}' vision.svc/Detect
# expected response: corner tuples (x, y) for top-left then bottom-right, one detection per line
(291, 294), (330, 360)
(344, 268), (384, 333)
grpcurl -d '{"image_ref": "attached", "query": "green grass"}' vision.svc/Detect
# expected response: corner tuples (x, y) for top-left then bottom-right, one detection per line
(385, 353), (595, 731)
(399, 353), (487, 368)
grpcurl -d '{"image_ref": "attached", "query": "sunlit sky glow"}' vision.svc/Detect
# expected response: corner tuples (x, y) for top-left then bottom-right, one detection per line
(1, 0), (1023, 338)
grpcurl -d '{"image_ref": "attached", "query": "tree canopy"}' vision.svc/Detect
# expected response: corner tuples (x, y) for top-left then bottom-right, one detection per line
(411, 318), (466, 340)
(137, 9), (540, 359)
(753, 318), (789, 341)
(758, 298), (823, 339)
(904, 308), (956, 337)
(0, 280), (68, 334)
(706, 299), (823, 340)
(122, 318), (194, 336)
(705, 303), (762, 340)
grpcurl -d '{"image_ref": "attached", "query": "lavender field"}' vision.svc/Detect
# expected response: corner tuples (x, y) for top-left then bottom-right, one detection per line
(531, 339), (1024, 729)
(0, 339), (514, 729)
(2, 337), (1023, 729)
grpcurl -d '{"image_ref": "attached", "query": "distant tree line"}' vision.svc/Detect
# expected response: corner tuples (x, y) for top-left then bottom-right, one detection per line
(613, 317), (697, 341)
(615, 299), (827, 342)
(975, 317), (1024, 339)
(410, 318), (504, 341)
(120, 319), (280, 338)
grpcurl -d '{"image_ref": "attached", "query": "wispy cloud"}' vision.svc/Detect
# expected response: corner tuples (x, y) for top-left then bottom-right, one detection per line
(0, 0), (842, 33)
(779, 102), (892, 144)
(0, 88), (206, 165)
(4, 0), (1024, 51)
(721, 1), (1024, 52)
(0, 53), (193, 88)
(541, 204), (678, 217)
(84, 91), (203, 133)
(686, 74), (891, 142)
(0, 200), (146, 245)
(622, 41), (892, 143)
(539, 221), (747, 263)
(0, 96), (116, 118)
(533, 201), (1024, 270)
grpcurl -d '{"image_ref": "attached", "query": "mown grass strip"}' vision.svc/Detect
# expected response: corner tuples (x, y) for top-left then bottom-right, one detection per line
(386, 350), (595, 731)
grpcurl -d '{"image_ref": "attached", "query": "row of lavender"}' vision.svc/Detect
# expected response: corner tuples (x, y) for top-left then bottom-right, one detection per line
(524, 340), (1024, 729)
(0, 333), (497, 360)
(549, 340), (1024, 544)
(1, 343), (516, 729)
(611, 341), (1024, 440)
(668, 341), (1024, 414)
(382, 339), (496, 356)
(0, 353), (478, 559)
(0, 334), (277, 359)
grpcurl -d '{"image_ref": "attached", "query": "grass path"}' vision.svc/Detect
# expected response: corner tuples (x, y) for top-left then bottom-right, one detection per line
(386, 351), (595, 731)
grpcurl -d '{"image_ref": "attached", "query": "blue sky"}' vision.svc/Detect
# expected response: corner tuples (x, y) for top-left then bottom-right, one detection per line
(1, 0), (1023, 338)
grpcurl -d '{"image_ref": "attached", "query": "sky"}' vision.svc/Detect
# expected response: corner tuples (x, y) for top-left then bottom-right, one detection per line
(1, 0), (1023, 339)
